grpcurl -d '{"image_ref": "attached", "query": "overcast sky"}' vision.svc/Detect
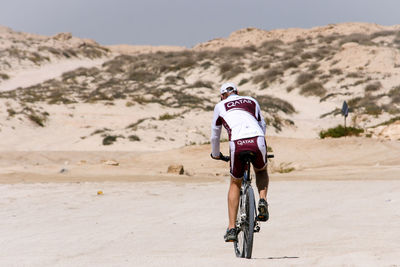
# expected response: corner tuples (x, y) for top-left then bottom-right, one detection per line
(1, 0), (399, 48)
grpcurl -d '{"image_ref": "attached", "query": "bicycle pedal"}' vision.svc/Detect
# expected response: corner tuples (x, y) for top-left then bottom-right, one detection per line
(254, 225), (260, 232)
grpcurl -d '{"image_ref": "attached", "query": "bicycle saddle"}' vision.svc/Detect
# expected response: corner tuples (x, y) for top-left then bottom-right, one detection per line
(238, 151), (256, 163)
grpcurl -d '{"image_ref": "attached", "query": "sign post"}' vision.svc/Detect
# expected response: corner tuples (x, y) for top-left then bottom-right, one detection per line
(341, 101), (349, 128)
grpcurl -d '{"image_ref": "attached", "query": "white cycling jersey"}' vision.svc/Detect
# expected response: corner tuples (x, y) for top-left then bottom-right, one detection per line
(211, 94), (266, 157)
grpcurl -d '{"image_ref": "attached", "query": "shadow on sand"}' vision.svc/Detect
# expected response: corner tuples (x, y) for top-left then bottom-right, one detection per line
(252, 256), (299, 260)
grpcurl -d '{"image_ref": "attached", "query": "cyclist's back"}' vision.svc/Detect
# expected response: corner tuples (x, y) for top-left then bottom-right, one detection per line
(211, 94), (266, 143)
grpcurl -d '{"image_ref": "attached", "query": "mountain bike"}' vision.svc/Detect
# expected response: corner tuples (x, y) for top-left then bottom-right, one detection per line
(215, 151), (274, 259)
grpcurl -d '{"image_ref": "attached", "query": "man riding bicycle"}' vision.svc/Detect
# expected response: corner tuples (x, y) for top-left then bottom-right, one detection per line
(210, 82), (270, 242)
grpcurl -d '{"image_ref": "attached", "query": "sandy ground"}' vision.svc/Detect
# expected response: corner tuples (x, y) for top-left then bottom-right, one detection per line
(0, 180), (399, 267)
(0, 137), (400, 266)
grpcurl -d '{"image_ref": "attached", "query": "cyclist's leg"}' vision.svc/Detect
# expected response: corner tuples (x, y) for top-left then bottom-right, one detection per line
(253, 136), (269, 200)
(228, 176), (242, 229)
(254, 167), (269, 199)
(227, 140), (245, 230)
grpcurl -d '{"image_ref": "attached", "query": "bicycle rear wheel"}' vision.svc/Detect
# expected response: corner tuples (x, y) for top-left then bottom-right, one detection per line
(234, 186), (256, 258)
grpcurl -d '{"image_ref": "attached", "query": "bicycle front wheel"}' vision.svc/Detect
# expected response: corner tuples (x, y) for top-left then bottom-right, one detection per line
(234, 186), (256, 259)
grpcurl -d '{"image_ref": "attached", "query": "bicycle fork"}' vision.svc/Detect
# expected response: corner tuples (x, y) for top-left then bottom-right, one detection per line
(236, 186), (261, 233)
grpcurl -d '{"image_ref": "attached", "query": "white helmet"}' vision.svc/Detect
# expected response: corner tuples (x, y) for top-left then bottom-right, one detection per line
(220, 82), (237, 95)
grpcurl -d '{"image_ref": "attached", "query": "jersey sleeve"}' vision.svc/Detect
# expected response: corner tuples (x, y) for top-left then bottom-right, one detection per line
(210, 104), (222, 157)
(255, 100), (266, 135)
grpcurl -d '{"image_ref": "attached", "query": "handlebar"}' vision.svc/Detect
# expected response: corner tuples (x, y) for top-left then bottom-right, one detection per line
(211, 153), (274, 162)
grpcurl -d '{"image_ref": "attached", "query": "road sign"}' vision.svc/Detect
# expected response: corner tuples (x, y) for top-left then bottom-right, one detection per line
(342, 101), (349, 117)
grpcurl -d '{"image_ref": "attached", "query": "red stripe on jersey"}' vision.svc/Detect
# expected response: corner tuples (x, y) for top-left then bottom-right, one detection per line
(224, 98), (257, 119)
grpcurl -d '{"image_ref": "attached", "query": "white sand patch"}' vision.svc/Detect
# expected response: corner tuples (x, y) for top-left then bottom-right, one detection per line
(0, 58), (110, 92)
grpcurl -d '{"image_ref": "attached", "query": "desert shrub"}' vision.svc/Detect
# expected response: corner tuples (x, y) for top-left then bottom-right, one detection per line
(311, 45), (336, 60)
(165, 75), (178, 84)
(174, 57), (196, 70)
(308, 63), (320, 71)
(131, 95), (153, 105)
(319, 125), (364, 139)
(219, 63), (244, 79)
(91, 128), (111, 136)
(165, 75), (185, 84)
(80, 45), (107, 59)
(296, 72), (315, 85)
(38, 46), (62, 56)
(102, 55), (132, 74)
(258, 39), (284, 54)
(372, 116), (400, 127)
(250, 60), (270, 71)
(276, 162), (295, 173)
(102, 135), (117, 145)
(256, 95), (296, 114)
(7, 108), (16, 117)
(128, 134), (141, 141)
(329, 68), (343, 75)
(217, 47), (246, 58)
(174, 93), (206, 108)
(28, 52), (49, 65)
(126, 118), (146, 130)
(0, 73), (10, 80)
(253, 67), (284, 85)
(388, 86), (400, 103)
(27, 112), (47, 127)
(188, 80), (213, 89)
(265, 67), (284, 82)
(346, 72), (363, 78)
(6, 47), (23, 58)
(282, 59), (301, 70)
(364, 82), (382, 92)
(48, 90), (76, 104)
(200, 61), (212, 69)
(319, 108), (341, 118)
(253, 73), (265, 84)
(286, 86), (294, 92)
(291, 38), (307, 50)
(300, 82), (326, 97)
(158, 113), (178, 120)
(239, 78), (249, 86)
(318, 34), (340, 44)
(370, 30), (396, 39)
(300, 52), (313, 60)
(364, 102), (382, 115)
(128, 71), (158, 82)
(63, 49), (78, 58)
(349, 93), (383, 115)
(340, 33), (373, 45)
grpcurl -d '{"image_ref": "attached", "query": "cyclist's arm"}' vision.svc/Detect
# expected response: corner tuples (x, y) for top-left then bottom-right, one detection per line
(211, 105), (222, 158)
(256, 100), (266, 135)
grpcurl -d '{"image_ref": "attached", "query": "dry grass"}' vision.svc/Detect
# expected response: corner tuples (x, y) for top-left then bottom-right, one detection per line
(300, 82), (326, 97)
(364, 82), (382, 92)
(296, 72), (315, 85)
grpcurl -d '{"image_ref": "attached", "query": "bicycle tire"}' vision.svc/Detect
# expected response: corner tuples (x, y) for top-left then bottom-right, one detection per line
(244, 186), (255, 258)
(234, 190), (246, 258)
(234, 186), (256, 258)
